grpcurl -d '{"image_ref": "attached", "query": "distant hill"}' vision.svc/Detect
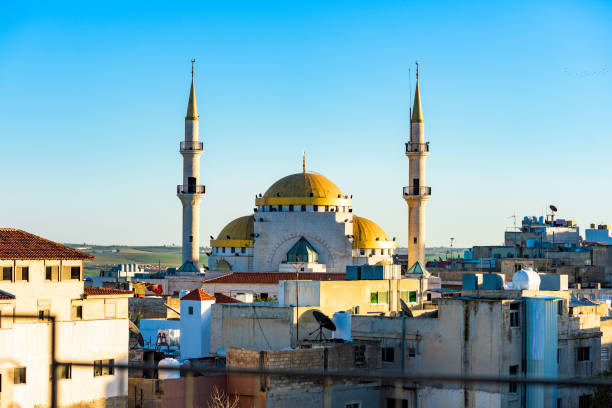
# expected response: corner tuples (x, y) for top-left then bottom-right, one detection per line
(64, 244), (208, 276)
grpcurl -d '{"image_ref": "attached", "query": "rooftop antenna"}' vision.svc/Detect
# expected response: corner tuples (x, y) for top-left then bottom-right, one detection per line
(191, 58), (195, 79)
(302, 151), (306, 173)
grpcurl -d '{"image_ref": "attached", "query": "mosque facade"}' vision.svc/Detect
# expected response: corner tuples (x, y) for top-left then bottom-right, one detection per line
(178, 63), (428, 274)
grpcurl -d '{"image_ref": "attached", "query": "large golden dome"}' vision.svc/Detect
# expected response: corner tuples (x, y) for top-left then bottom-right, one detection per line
(255, 172), (352, 207)
(352, 215), (396, 249)
(210, 215), (254, 248)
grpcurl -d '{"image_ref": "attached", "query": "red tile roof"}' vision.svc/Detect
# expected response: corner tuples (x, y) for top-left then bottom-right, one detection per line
(213, 293), (242, 304)
(84, 286), (133, 296)
(181, 289), (216, 301)
(202, 272), (346, 285)
(0, 229), (94, 260)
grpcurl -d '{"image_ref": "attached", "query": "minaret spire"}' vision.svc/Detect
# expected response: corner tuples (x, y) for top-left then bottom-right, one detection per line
(302, 151), (306, 173)
(411, 61), (424, 123)
(186, 59), (198, 120)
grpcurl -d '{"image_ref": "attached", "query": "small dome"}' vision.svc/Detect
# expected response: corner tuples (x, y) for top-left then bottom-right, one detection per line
(255, 172), (351, 206)
(211, 216), (253, 248)
(512, 267), (540, 290)
(212, 260), (232, 271)
(352, 216), (396, 249)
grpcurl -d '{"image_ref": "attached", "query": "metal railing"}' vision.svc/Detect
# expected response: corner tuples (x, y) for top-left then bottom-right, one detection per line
(180, 141), (203, 151)
(405, 142), (429, 153)
(403, 186), (432, 196)
(5, 312), (612, 408)
(177, 185), (205, 194)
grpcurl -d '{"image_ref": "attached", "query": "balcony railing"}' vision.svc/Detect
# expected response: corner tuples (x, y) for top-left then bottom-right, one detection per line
(403, 186), (432, 196)
(180, 141), (204, 151)
(405, 142), (430, 153)
(177, 185), (206, 194)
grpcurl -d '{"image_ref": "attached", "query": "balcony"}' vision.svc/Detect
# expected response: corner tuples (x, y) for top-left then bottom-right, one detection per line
(180, 141), (203, 152)
(403, 186), (431, 197)
(177, 185), (206, 194)
(405, 142), (430, 154)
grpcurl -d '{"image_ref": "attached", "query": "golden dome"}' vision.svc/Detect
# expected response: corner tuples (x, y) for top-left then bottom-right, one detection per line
(210, 216), (254, 248)
(255, 172), (352, 207)
(352, 215), (396, 250)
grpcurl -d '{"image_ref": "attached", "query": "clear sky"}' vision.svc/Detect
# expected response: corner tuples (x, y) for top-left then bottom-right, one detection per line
(0, 0), (610, 248)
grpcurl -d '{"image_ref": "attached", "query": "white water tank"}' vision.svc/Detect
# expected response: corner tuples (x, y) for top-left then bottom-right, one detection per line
(332, 311), (352, 341)
(158, 358), (181, 379)
(512, 267), (541, 290)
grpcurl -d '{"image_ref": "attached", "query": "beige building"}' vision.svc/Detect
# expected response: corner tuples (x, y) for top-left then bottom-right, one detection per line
(209, 277), (434, 352)
(0, 228), (132, 407)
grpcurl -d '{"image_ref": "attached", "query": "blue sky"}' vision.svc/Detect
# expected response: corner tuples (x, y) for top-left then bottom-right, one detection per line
(0, 0), (610, 248)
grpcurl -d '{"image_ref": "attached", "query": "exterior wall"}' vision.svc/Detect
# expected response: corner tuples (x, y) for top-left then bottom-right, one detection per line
(139, 318), (181, 349)
(200, 282), (278, 300)
(180, 299), (214, 358)
(129, 376), (226, 408)
(0, 319), (128, 407)
(252, 211), (352, 273)
(208, 254), (251, 272)
(600, 318), (612, 372)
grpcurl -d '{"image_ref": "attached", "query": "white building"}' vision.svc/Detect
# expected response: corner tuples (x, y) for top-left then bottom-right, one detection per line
(208, 170), (397, 273)
(0, 228), (132, 407)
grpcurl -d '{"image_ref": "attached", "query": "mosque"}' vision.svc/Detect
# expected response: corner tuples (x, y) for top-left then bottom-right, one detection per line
(177, 62), (430, 274)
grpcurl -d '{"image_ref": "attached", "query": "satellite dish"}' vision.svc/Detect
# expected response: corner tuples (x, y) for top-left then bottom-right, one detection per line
(310, 311), (336, 341)
(400, 299), (414, 318)
(550, 205), (558, 212)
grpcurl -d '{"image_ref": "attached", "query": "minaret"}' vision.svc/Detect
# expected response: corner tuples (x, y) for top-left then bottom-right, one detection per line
(403, 62), (431, 267)
(177, 60), (205, 270)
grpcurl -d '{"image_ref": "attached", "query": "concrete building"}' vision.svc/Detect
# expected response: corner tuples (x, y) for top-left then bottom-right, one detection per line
(177, 60), (205, 271)
(350, 272), (610, 408)
(403, 63), (431, 268)
(209, 276), (438, 352)
(0, 228), (132, 407)
(586, 224), (612, 245)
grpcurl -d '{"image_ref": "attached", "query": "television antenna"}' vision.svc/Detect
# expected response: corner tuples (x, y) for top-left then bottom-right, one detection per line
(309, 311), (336, 342)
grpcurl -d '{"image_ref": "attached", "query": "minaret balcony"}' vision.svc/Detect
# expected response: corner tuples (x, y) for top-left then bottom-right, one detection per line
(180, 141), (204, 152)
(405, 142), (429, 155)
(177, 185), (205, 195)
(403, 186), (431, 197)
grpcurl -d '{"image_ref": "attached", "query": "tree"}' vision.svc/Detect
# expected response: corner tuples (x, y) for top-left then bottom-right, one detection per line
(207, 386), (239, 408)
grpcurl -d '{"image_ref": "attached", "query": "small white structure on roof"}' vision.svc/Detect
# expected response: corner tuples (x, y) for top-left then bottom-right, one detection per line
(180, 289), (216, 359)
(512, 267), (541, 290)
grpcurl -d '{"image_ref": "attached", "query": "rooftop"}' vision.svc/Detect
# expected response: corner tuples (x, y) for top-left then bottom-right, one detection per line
(202, 272), (346, 284)
(0, 229), (94, 260)
(84, 286), (134, 296)
(181, 289), (216, 301)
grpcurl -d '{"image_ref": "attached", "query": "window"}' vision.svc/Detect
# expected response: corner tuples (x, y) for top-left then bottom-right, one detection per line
(413, 237), (417, 244)
(557, 398), (562, 408)
(602, 347), (609, 361)
(51, 363), (72, 380)
(324, 205), (329, 212)
(360, 249), (365, 256)
(72, 305), (83, 320)
(385, 398), (408, 408)
(345, 403), (361, 408)
(93, 359), (115, 377)
(353, 345), (366, 364)
(188, 306), (194, 315)
(260, 293), (268, 300)
(509, 365), (518, 393)
(510, 303), (520, 327)
(189, 235), (193, 242)
(289, 205), (294, 212)
(370, 291), (387, 304)
(400, 291), (417, 304)
(558, 300), (564, 316)
(313, 205), (319, 211)
(241, 247), (246, 254)
(231, 247), (235, 254)
(301, 205), (306, 212)
(577, 347), (591, 362)
(222, 247), (226, 253)
(578, 394), (592, 408)
(408, 347), (416, 358)
(514, 264), (523, 272)
(17, 267), (29, 282)
(2, 267), (11, 281)
(46, 266), (52, 280)
(381, 347), (395, 362)
(13, 367), (26, 384)
(70, 266), (80, 280)
(557, 348), (561, 365)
